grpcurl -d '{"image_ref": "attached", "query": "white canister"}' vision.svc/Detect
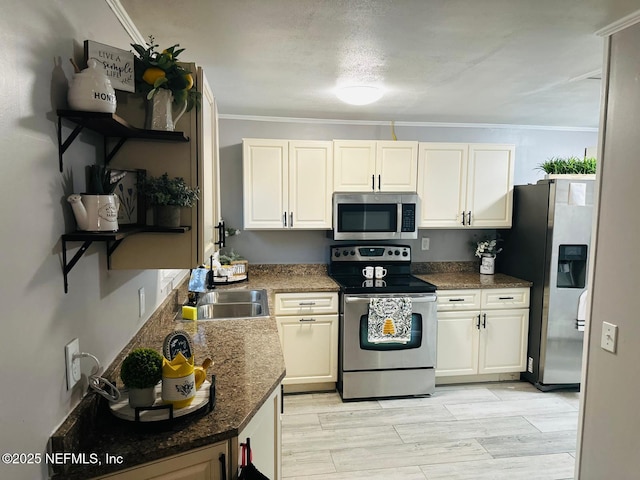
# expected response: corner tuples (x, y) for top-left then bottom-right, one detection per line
(67, 193), (119, 232)
(480, 254), (496, 275)
(68, 59), (117, 113)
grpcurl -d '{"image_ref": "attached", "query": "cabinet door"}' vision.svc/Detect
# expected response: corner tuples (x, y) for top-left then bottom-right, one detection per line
(466, 144), (514, 228)
(478, 308), (529, 374)
(376, 141), (418, 191)
(243, 139), (288, 229)
(288, 141), (333, 229)
(276, 314), (338, 384)
(237, 385), (281, 480)
(198, 70), (220, 262)
(333, 140), (376, 191)
(436, 289), (482, 311)
(93, 442), (229, 480)
(417, 143), (468, 228)
(436, 311), (480, 377)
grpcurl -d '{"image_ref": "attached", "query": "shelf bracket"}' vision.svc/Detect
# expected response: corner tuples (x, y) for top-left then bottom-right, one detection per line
(106, 239), (126, 269)
(57, 117), (84, 172)
(105, 137), (128, 164)
(62, 239), (93, 293)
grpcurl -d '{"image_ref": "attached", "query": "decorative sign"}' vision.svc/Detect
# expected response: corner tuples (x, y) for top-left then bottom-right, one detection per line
(84, 40), (135, 92)
(112, 168), (146, 226)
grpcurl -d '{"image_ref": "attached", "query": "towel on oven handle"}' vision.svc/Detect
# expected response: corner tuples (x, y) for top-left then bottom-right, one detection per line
(367, 297), (412, 344)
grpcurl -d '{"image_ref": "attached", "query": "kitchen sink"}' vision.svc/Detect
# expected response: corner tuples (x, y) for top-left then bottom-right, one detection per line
(198, 289), (265, 304)
(194, 289), (269, 320)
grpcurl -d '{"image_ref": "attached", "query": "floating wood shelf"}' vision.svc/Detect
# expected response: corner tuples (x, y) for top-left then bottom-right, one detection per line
(56, 110), (189, 171)
(61, 225), (191, 293)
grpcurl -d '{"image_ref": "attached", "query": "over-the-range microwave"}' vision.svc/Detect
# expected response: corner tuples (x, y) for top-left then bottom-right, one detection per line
(332, 192), (419, 240)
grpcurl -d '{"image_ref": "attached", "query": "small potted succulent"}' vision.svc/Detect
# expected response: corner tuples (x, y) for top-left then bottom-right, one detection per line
(142, 173), (200, 228)
(120, 347), (163, 408)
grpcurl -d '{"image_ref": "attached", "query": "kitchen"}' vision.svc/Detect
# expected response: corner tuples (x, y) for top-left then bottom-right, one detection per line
(1, 1), (639, 480)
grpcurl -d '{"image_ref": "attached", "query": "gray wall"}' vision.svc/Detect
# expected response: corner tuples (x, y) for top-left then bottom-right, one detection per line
(218, 118), (597, 263)
(577, 21), (640, 479)
(0, 3), (179, 479)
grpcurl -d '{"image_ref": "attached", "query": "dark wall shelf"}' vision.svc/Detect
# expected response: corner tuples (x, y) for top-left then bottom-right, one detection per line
(62, 225), (191, 293)
(56, 110), (189, 171)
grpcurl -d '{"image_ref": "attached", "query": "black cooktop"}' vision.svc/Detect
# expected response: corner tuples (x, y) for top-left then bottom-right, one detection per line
(330, 274), (437, 294)
(328, 244), (436, 294)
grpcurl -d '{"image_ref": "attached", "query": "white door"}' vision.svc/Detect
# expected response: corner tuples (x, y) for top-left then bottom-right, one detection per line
(288, 141), (333, 229)
(478, 308), (529, 374)
(435, 310), (480, 377)
(277, 315), (338, 384)
(466, 144), (514, 228)
(417, 143), (468, 228)
(333, 140), (376, 191)
(376, 141), (418, 191)
(243, 139), (288, 229)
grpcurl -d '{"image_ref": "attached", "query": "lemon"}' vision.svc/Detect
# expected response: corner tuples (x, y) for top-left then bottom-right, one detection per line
(142, 67), (166, 86)
(184, 73), (194, 90)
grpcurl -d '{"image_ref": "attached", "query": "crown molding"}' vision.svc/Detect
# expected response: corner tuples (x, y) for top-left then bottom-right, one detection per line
(105, 0), (146, 45)
(218, 114), (598, 132)
(596, 9), (640, 37)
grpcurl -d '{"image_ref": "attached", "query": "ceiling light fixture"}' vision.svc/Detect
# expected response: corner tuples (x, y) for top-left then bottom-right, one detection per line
(335, 85), (384, 105)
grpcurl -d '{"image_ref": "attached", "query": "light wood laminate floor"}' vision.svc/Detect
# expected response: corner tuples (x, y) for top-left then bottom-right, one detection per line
(282, 381), (579, 479)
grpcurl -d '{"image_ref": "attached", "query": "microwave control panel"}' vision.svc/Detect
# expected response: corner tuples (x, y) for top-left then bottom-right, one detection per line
(401, 204), (416, 232)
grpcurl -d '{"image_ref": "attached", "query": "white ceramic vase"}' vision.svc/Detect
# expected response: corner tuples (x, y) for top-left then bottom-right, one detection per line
(480, 253), (496, 275)
(145, 89), (187, 131)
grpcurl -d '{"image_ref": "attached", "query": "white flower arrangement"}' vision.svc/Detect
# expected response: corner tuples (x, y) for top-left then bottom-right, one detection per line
(475, 239), (503, 258)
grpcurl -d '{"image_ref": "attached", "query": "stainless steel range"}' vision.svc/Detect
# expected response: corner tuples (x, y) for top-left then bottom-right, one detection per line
(329, 244), (438, 400)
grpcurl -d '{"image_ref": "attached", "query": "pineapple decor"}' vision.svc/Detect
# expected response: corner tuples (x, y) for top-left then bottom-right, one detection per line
(382, 318), (396, 336)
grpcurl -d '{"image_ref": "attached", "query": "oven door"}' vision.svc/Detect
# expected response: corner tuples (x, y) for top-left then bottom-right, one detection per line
(342, 293), (437, 371)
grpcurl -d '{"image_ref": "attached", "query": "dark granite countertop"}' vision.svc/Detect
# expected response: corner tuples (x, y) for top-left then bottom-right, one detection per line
(50, 265), (339, 479)
(416, 272), (532, 289)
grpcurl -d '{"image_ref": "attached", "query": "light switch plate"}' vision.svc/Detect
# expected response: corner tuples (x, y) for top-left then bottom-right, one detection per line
(601, 321), (618, 353)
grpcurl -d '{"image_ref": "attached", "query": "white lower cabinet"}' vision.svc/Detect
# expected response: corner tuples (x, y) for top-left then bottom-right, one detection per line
(93, 442), (229, 480)
(436, 288), (529, 378)
(275, 292), (339, 385)
(236, 384), (282, 480)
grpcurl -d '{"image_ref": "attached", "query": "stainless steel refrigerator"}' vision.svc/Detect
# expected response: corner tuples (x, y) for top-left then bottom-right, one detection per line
(500, 179), (594, 391)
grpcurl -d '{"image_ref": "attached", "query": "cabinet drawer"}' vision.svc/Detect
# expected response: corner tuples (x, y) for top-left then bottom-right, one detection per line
(481, 288), (530, 309)
(437, 289), (481, 311)
(275, 292), (338, 315)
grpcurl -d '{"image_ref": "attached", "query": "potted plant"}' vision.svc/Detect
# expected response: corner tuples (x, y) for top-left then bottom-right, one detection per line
(473, 234), (503, 275)
(131, 35), (201, 131)
(120, 347), (163, 408)
(537, 156), (596, 178)
(67, 165), (127, 232)
(142, 173), (200, 227)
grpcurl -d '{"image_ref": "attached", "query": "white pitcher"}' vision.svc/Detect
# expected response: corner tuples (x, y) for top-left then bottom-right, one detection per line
(145, 89), (187, 131)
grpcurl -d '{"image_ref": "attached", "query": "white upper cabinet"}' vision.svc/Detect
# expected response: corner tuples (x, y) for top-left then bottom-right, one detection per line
(417, 143), (514, 228)
(243, 139), (333, 229)
(334, 140), (418, 192)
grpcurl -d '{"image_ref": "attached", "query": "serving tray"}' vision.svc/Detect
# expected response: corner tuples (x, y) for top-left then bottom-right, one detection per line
(109, 376), (215, 423)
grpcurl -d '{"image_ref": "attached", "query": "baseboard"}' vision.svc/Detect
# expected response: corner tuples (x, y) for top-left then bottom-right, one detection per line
(283, 382), (336, 394)
(436, 372), (520, 385)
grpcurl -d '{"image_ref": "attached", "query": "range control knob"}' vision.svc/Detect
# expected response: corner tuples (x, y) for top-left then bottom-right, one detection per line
(350, 250), (356, 256)
(387, 250), (393, 255)
(335, 251), (340, 257)
(343, 250), (349, 256)
(394, 250), (400, 256)
(402, 251), (409, 257)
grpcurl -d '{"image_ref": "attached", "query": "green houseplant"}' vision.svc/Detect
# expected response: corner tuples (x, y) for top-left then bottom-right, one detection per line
(142, 173), (200, 228)
(537, 156), (596, 176)
(120, 347), (163, 408)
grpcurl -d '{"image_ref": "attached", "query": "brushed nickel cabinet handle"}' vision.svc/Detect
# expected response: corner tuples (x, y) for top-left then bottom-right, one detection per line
(290, 212), (293, 227)
(461, 211), (466, 226)
(299, 318), (316, 322)
(283, 212), (287, 227)
(298, 301), (316, 306)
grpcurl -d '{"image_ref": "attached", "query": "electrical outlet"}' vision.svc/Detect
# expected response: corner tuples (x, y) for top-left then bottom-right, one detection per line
(601, 322), (618, 353)
(65, 338), (81, 390)
(421, 237), (430, 250)
(138, 287), (145, 318)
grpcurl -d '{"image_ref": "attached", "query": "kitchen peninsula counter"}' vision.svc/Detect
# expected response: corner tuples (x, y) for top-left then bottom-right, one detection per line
(50, 266), (339, 479)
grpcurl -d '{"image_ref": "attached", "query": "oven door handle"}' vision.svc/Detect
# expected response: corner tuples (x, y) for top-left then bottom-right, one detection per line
(345, 295), (436, 303)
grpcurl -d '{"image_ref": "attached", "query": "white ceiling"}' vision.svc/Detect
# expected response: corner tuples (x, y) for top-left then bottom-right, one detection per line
(119, 0), (640, 128)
